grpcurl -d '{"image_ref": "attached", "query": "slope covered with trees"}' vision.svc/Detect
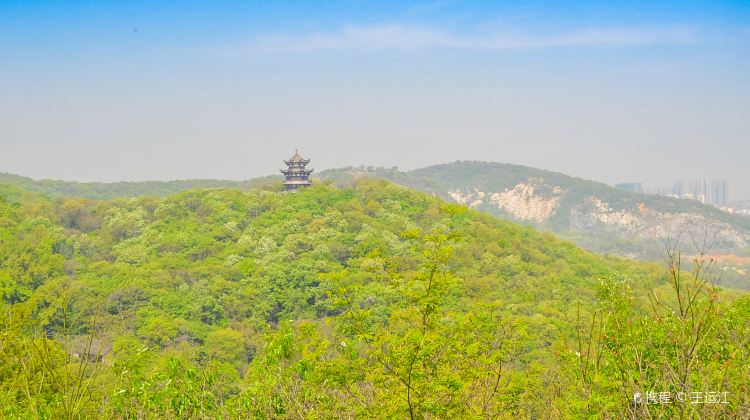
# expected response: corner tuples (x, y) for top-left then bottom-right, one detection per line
(0, 172), (282, 199)
(320, 162), (750, 289)
(7, 161), (750, 287)
(321, 162), (750, 235)
(0, 179), (748, 417)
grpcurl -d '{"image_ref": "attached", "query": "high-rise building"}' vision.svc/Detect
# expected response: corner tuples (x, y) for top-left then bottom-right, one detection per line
(710, 179), (729, 206)
(665, 179), (729, 206)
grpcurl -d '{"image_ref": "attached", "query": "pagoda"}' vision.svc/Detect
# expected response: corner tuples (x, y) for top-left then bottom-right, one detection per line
(281, 149), (313, 191)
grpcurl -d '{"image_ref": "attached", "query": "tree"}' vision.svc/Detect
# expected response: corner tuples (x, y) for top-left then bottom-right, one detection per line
(567, 241), (748, 418)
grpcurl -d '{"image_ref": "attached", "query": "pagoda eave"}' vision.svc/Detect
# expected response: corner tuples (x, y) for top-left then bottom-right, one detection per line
(284, 159), (310, 165)
(280, 169), (314, 175)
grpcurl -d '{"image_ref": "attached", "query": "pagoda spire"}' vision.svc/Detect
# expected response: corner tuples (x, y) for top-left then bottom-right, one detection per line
(280, 149), (313, 191)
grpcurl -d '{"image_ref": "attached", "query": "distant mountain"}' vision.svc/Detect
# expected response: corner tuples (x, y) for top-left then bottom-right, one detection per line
(4, 163), (749, 287)
(318, 162), (750, 286)
(0, 172), (283, 199)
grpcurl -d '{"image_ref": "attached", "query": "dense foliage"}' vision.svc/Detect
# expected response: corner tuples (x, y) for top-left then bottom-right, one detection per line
(0, 180), (748, 418)
(0, 172), (282, 199)
(320, 162), (750, 289)
(6, 164), (750, 289)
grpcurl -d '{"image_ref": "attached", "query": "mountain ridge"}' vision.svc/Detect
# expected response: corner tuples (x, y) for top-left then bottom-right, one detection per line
(317, 162), (750, 288)
(3, 161), (749, 288)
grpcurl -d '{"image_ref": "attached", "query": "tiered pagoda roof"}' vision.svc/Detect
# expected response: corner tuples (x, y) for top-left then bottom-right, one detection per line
(281, 149), (313, 191)
(284, 150), (311, 165)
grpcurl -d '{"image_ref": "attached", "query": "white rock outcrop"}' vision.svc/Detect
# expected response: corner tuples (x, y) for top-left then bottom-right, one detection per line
(448, 178), (565, 224)
(445, 177), (749, 254)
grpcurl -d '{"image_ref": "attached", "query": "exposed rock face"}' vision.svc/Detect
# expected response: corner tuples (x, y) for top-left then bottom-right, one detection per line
(569, 198), (643, 234)
(449, 178), (565, 224)
(570, 198), (749, 251)
(448, 189), (484, 209)
(446, 178), (750, 255)
(319, 164), (749, 264)
(487, 183), (563, 224)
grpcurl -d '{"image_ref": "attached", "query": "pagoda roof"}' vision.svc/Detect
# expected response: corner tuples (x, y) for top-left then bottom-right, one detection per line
(284, 149), (310, 165)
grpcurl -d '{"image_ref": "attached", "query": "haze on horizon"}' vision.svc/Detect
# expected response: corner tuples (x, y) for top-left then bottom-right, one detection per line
(1, 1), (749, 199)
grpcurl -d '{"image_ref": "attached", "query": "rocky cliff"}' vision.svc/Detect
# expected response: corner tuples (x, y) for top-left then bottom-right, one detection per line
(447, 178), (750, 255)
(319, 162), (750, 274)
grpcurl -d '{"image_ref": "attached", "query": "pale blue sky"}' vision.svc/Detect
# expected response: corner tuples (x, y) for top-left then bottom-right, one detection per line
(1, 1), (749, 198)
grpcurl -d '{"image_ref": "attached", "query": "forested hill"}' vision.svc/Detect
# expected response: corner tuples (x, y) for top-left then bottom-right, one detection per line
(1, 179), (748, 417)
(0, 172), (283, 199)
(4, 163), (750, 285)
(319, 163), (750, 275)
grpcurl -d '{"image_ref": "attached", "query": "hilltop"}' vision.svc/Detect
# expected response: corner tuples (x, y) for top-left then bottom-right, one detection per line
(319, 162), (750, 287)
(4, 162), (750, 288)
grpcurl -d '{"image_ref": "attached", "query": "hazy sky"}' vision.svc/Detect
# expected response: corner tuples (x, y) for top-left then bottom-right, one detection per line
(1, 1), (749, 199)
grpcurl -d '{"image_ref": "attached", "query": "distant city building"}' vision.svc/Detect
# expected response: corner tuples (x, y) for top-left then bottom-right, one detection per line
(672, 179), (729, 206)
(710, 179), (729, 206)
(648, 179), (729, 207)
(615, 183), (643, 193)
(727, 200), (750, 215)
(280, 149), (313, 191)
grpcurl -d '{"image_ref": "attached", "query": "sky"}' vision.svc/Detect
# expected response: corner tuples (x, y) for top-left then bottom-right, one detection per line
(1, 1), (749, 199)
